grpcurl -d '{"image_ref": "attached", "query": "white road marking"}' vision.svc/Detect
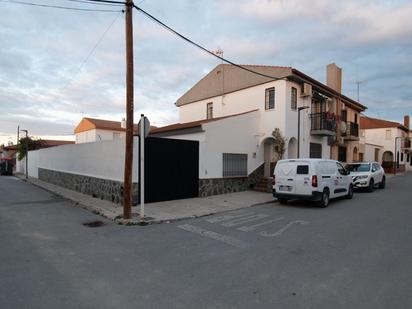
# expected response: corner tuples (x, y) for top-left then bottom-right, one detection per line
(205, 212), (254, 223)
(177, 224), (251, 249)
(260, 220), (308, 238)
(220, 214), (270, 227)
(237, 217), (285, 232)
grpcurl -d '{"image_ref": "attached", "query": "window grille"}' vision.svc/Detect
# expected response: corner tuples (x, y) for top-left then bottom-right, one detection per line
(223, 153), (248, 177)
(265, 87), (275, 110)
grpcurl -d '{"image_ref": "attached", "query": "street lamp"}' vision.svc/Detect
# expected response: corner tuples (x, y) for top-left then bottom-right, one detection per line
(394, 136), (404, 175)
(20, 129), (28, 179)
(297, 106), (310, 158)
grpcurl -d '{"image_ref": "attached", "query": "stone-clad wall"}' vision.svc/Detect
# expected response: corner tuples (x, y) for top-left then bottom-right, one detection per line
(199, 164), (264, 197)
(38, 168), (139, 205)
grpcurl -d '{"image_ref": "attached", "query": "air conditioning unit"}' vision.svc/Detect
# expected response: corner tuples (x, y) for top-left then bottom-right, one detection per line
(338, 137), (345, 144)
(341, 102), (346, 110)
(327, 135), (336, 145)
(301, 83), (312, 97)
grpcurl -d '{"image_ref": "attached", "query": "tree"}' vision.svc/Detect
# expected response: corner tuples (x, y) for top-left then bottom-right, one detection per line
(17, 137), (43, 161)
(272, 128), (287, 160)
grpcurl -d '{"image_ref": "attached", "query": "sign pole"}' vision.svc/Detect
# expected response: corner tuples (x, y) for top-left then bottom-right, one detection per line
(140, 114), (145, 221)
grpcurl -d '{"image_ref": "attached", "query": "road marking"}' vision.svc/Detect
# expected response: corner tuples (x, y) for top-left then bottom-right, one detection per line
(260, 220), (308, 238)
(237, 217), (285, 232)
(177, 224), (251, 249)
(205, 212), (254, 223)
(221, 214), (270, 227)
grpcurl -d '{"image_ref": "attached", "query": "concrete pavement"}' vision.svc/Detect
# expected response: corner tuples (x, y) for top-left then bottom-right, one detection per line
(16, 175), (274, 224)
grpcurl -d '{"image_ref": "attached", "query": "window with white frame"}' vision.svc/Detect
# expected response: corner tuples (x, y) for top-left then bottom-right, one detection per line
(265, 87), (275, 110)
(385, 129), (391, 140)
(206, 102), (213, 119)
(291, 87), (297, 110)
(223, 153), (248, 177)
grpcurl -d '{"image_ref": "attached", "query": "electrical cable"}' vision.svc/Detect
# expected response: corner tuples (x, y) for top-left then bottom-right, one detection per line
(64, 0), (124, 6)
(132, 4), (282, 81)
(0, 0), (121, 12)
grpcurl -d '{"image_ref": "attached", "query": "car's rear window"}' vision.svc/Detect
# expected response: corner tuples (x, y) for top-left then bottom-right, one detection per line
(296, 165), (309, 174)
(346, 163), (370, 172)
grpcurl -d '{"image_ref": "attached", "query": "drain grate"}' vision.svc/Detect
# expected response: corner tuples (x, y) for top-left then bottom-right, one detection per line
(83, 220), (105, 228)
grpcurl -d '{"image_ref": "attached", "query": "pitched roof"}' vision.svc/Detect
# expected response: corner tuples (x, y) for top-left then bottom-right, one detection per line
(176, 64), (292, 107)
(360, 116), (409, 132)
(175, 64), (366, 111)
(74, 118), (138, 134)
(151, 109), (258, 135)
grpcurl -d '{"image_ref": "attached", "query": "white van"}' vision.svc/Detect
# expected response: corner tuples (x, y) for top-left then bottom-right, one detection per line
(273, 159), (353, 207)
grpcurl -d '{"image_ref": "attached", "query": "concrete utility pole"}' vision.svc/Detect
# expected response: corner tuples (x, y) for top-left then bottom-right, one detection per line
(123, 0), (134, 220)
(17, 125), (19, 146)
(20, 129), (28, 179)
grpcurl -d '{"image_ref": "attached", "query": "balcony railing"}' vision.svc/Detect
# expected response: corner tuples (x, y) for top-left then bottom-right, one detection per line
(310, 112), (336, 136)
(345, 122), (359, 139)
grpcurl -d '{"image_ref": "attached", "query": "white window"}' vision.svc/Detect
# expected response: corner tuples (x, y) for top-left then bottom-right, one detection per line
(265, 87), (275, 110)
(206, 102), (213, 119)
(223, 153), (247, 177)
(291, 87), (297, 110)
(385, 130), (391, 140)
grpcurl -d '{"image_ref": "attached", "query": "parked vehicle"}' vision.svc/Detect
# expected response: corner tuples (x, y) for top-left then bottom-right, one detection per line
(272, 159), (353, 207)
(345, 161), (385, 192)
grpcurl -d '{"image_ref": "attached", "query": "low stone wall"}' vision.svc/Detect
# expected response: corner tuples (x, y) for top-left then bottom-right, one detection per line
(38, 168), (138, 204)
(199, 164), (264, 197)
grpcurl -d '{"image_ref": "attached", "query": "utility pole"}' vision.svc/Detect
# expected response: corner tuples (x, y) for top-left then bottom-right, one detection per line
(17, 125), (19, 146)
(20, 129), (28, 179)
(123, 0), (134, 220)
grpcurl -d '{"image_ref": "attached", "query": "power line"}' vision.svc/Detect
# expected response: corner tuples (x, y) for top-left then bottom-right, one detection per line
(64, 0), (123, 6)
(74, 0), (126, 4)
(1, 0), (122, 12)
(132, 4), (283, 81)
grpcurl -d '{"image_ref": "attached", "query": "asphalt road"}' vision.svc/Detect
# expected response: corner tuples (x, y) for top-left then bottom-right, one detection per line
(1, 174), (412, 309)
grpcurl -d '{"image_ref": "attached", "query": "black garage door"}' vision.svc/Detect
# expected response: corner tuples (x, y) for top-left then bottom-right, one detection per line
(140, 137), (199, 203)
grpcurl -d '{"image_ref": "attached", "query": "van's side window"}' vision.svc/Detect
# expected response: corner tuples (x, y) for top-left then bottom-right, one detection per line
(296, 165), (309, 174)
(336, 162), (346, 175)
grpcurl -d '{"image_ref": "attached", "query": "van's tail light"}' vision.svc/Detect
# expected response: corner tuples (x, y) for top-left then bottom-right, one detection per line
(312, 175), (318, 187)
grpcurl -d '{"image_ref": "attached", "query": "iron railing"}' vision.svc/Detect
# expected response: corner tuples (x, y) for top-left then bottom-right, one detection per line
(310, 112), (336, 132)
(346, 122), (359, 137)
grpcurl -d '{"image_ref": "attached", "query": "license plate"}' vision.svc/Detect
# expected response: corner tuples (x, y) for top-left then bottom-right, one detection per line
(279, 185), (292, 192)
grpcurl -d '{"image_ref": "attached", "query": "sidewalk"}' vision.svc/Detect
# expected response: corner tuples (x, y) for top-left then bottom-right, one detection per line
(16, 175), (275, 225)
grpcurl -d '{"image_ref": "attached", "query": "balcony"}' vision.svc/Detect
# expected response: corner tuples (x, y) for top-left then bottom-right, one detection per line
(310, 112), (336, 136)
(344, 122), (359, 141)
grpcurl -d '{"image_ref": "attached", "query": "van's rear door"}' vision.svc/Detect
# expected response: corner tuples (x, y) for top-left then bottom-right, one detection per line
(294, 161), (312, 195)
(275, 161), (297, 194)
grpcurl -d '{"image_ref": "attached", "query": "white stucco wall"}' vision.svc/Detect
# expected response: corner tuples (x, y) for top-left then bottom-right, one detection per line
(25, 138), (139, 182)
(76, 129), (125, 144)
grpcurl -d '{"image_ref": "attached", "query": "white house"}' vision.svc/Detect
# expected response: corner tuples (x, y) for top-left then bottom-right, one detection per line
(360, 115), (411, 173)
(151, 63), (367, 195)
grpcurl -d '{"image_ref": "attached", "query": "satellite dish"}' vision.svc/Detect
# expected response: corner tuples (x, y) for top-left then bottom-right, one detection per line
(340, 121), (347, 134)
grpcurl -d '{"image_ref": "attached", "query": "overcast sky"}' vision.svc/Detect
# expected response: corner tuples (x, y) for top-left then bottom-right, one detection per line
(1, 0), (411, 144)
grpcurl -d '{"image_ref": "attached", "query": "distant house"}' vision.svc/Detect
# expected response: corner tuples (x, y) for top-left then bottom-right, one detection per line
(360, 115), (411, 173)
(74, 117), (156, 144)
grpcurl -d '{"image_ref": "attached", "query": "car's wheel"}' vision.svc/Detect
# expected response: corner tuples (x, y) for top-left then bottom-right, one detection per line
(318, 189), (330, 208)
(379, 176), (386, 189)
(278, 198), (288, 204)
(346, 184), (354, 199)
(367, 179), (375, 192)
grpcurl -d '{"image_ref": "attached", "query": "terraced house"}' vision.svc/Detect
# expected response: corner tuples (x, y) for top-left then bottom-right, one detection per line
(152, 63), (367, 195)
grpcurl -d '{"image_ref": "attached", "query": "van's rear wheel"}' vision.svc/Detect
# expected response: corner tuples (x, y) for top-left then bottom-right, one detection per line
(318, 189), (329, 208)
(278, 198), (287, 204)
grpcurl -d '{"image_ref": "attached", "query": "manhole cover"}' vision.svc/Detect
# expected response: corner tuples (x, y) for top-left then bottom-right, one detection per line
(83, 220), (105, 228)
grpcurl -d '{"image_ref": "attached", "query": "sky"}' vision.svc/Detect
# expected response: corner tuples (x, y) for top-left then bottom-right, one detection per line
(1, 0), (411, 145)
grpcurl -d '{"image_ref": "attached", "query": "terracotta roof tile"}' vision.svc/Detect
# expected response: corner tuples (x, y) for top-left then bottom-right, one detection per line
(360, 116), (409, 132)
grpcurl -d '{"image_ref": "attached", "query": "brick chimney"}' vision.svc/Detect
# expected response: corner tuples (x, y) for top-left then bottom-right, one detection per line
(326, 63), (342, 93)
(404, 115), (410, 130)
